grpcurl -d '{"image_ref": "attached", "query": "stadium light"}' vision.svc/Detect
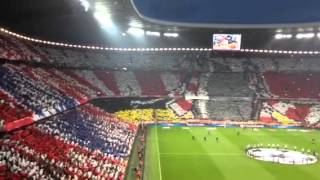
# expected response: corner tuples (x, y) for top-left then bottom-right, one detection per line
(296, 33), (315, 39)
(79, 0), (90, 12)
(129, 21), (143, 28)
(127, 27), (144, 36)
(163, 32), (179, 38)
(94, 12), (114, 28)
(146, 31), (160, 37)
(275, 34), (282, 39)
(317, 33), (320, 38)
(275, 34), (292, 39)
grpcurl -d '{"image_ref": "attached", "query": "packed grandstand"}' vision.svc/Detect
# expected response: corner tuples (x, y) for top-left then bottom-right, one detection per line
(1, 28), (320, 179)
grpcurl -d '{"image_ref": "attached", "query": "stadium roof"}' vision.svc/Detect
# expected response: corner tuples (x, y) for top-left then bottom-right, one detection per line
(1, 0), (320, 50)
(132, 0), (320, 27)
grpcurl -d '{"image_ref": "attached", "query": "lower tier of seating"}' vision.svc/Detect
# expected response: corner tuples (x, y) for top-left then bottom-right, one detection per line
(114, 108), (194, 122)
(0, 104), (137, 180)
(206, 101), (253, 121)
(259, 100), (320, 125)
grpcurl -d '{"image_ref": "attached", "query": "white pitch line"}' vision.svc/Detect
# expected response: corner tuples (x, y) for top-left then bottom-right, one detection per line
(156, 126), (163, 180)
(300, 130), (310, 132)
(160, 153), (243, 156)
(287, 129), (298, 132)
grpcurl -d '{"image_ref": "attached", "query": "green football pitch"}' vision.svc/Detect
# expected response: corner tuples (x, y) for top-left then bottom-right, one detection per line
(143, 126), (320, 180)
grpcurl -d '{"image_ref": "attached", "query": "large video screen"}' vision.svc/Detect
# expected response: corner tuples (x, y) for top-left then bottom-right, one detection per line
(213, 34), (241, 51)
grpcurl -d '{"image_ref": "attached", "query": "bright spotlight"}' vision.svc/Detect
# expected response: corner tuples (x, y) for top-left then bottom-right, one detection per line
(164, 32), (179, 38)
(127, 27), (145, 36)
(94, 12), (114, 28)
(317, 33), (320, 38)
(275, 34), (283, 39)
(129, 21), (143, 28)
(79, 0), (90, 11)
(296, 33), (315, 39)
(275, 34), (292, 39)
(146, 31), (160, 37)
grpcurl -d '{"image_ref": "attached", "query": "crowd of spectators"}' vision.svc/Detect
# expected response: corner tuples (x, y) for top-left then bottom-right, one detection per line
(3, 30), (320, 127)
(206, 73), (254, 97)
(263, 72), (320, 99)
(0, 90), (33, 130)
(206, 101), (253, 121)
(0, 65), (77, 120)
(260, 100), (320, 125)
(115, 108), (194, 122)
(3, 61), (320, 127)
(0, 104), (137, 179)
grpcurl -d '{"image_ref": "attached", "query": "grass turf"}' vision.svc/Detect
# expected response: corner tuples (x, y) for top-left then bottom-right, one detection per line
(144, 126), (320, 180)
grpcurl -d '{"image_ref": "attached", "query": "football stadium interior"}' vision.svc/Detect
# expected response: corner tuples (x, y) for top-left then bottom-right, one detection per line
(1, 0), (320, 179)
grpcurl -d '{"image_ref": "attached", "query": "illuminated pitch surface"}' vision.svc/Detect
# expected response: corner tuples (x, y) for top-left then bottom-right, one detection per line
(144, 126), (320, 180)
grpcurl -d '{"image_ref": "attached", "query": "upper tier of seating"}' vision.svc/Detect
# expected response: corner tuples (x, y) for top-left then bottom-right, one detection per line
(0, 104), (137, 179)
(2, 31), (320, 73)
(206, 73), (254, 97)
(263, 72), (320, 99)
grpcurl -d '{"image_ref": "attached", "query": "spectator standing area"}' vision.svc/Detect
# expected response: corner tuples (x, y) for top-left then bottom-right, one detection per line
(144, 126), (320, 180)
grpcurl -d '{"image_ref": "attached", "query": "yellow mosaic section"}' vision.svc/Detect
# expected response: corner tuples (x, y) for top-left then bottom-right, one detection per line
(114, 109), (194, 122)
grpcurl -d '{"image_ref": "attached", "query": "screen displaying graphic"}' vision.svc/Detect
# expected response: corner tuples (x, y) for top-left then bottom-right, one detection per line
(213, 34), (241, 51)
